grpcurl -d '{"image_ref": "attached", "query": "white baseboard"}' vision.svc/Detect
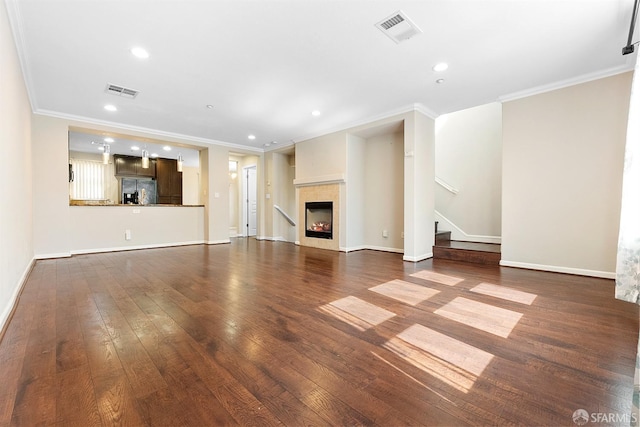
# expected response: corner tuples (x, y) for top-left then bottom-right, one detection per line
(68, 240), (206, 255)
(206, 239), (231, 245)
(35, 252), (72, 260)
(1, 257), (35, 335)
(500, 260), (615, 279)
(340, 245), (404, 254)
(435, 210), (501, 244)
(403, 252), (434, 262)
(256, 236), (290, 242)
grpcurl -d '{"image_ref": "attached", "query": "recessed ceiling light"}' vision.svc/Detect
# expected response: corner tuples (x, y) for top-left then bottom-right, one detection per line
(104, 104), (117, 112)
(163, 146), (171, 151)
(248, 135), (256, 140)
(130, 47), (149, 59)
(150, 153), (159, 158)
(131, 146), (140, 151)
(104, 137), (114, 143)
(206, 104), (214, 109)
(97, 146), (105, 151)
(436, 78), (445, 84)
(264, 143), (271, 147)
(311, 110), (321, 117)
(433, 63), (449, 72)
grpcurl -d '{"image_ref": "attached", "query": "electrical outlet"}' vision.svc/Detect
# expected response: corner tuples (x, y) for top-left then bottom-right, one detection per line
(125, 229), (132, 240)
(382, 229), (388, 238)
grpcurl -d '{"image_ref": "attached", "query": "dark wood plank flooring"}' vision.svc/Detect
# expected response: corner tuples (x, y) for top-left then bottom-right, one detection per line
(0, 239), (638, 426)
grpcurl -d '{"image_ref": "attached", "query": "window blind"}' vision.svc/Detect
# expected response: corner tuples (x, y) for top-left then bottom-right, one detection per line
(70, 158), (106, 200)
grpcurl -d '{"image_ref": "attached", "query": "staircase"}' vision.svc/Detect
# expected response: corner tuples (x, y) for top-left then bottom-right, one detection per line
(433, 222), (501, 265)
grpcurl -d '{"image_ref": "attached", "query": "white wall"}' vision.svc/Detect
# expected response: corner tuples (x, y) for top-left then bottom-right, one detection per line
(70, 206), (204, 253)
(269, 152), (296, 242)
(182, 166), (200, 205)
(435, 102), (502, 239)
(502, 72), (632, 277)
(364, 132), (404, 251)
(295, 132), (347, 181)
(201, 145), (232, 244)
(345, 134), (366, 249)
(403, 111), (436, 261)
(228, 157), (240, 236)
(32, 115), (72, 257)
(0, 1), (34, 331)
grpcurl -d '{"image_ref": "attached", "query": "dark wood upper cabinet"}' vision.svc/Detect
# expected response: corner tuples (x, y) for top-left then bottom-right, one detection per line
(114, 155), (156, 178)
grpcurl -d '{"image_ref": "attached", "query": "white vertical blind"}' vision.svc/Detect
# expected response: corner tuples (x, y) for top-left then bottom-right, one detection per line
(70, 158), (106, 200)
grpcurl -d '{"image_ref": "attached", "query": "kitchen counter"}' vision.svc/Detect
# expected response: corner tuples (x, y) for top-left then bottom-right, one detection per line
(70, 200), (203, 207)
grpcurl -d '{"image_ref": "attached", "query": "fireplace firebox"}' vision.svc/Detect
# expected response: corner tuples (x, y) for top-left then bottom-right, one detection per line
(305, 201), (333, 239)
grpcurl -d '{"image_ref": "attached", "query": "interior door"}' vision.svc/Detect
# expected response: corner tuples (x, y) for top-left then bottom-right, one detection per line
(246, 166), (257, 236)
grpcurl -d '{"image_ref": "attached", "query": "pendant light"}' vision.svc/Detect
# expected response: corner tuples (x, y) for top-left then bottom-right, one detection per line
(177, 153), (184, 172)
(102, 143), (110, 165)
(141, 148), (150, 168)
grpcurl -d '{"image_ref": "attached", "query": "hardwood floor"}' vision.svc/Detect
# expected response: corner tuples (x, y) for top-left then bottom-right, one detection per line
(0, 239), (638, 426)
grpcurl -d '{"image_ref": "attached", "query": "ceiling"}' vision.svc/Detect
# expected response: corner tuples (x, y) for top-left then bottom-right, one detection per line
(6, 0), (638, 152)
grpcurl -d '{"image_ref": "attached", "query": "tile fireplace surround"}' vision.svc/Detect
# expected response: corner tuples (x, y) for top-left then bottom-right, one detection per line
(298, 183), (340, 251)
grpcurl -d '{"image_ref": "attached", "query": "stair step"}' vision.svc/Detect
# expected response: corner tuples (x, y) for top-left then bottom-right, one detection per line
(435, 230), (451, 244)
(433, 241), (501, 265)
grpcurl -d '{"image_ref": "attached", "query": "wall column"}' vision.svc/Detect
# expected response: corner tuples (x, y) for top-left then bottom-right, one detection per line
(403, 111), (435, 261)
(201, 145), (231, 244)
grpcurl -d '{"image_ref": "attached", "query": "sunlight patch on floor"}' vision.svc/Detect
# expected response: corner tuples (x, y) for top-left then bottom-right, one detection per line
(318, 296), (396, 331)
(370, 351), (456, 404)
(470, 283), (537, 305)
(434, 297), (523, 338)
(410, 270), (464, 286)
(383, 324), (494, 393)
(369, 280), (440, 306)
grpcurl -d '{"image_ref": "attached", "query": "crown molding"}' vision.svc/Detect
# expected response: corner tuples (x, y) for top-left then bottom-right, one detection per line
(34, 109), (263, 154)
(498, 63), (635, 103)
(4, 0), (38, 112)
(291, 103), (438, 144)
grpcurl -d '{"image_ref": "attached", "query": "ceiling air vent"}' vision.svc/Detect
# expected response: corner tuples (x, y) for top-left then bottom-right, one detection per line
(105, 83), (139, 99)
(375, 10), (422, 44)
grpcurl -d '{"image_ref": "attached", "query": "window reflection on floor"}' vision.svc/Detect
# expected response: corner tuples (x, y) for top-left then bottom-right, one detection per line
(434, 297), (523, 338)
(318, 296), (396, 331)
(384, 324), (494, 393)
(317, 270), (540, 394)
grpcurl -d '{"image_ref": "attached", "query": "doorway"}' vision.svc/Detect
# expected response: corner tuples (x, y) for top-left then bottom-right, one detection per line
(243, 165), (257, 237)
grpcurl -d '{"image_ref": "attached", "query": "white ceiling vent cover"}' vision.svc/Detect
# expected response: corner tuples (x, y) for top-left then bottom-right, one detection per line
(105, 83), (139, 99)
(375, 10), (422, 44)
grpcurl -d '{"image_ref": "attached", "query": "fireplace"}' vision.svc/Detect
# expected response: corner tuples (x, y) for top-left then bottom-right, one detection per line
(305, 201), (333, 239)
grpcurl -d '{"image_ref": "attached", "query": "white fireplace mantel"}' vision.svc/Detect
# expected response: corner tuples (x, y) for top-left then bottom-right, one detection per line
(293, 173), (346, 187)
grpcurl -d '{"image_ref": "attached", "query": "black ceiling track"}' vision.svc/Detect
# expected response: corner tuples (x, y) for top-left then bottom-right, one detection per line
(623, 0), (640, 55)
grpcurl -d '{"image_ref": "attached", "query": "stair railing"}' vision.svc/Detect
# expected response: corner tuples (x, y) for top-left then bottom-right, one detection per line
(274, 205), (296, 226)
(435, 177), (459, 194)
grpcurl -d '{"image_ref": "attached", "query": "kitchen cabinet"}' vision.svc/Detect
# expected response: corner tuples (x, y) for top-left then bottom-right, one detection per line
(114, 155), (156, 178)
(156, 158), (182, 205)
